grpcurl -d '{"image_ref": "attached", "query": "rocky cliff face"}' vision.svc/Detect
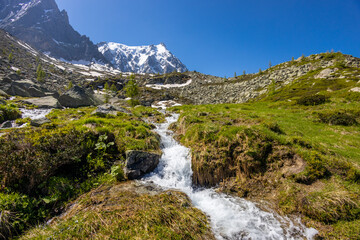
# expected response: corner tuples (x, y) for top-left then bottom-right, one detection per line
(0, 28), (121, 97)
(98, 42), (188, 74)
(0, 0), (108, 63)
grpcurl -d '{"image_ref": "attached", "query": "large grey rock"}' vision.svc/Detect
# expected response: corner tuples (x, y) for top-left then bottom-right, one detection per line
(8, 73), (21, 81)
(59, 86), (102, 108)
(0, 79), (46, 97)
(124, 150), (161, 180)
(0, 89), (9, 98)
(23, 96), (62, 109)
(0, 121), (13, 129)
(315, 68), (336, 79)
(92, 104), (130, 116)
(30, 117), (51, 127)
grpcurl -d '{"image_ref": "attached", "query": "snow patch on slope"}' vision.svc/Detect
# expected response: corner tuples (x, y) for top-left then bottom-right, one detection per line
(146, 79), (193, 90)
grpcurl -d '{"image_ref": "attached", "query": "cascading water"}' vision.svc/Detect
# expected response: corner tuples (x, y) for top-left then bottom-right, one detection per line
(143, 113), (318, 240)
(20, 108), (52, 120)
(0, 108), (52, 129)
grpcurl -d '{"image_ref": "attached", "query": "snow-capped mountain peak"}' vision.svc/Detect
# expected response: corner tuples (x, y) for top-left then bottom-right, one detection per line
(98, 42), (188, 74)
(0, 0), (108, 63)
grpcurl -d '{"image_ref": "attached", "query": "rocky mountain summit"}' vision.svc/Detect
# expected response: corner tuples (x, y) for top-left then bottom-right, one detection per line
(98, 42), (188, 74)
(0, 0), (108, 63)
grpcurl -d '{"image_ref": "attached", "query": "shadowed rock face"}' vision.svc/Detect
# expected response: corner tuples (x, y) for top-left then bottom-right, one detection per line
(0, 0), (108, 63)
(58, 86), (102, 108)
(124, 150), (161, 179)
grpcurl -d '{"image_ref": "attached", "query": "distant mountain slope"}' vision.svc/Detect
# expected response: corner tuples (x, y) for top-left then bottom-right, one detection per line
(0, 0), (108, 63)
(98, 42), (188, 74)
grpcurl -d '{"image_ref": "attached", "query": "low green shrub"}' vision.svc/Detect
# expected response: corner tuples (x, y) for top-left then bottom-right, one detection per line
(317, 111), (358, 126)
(296, 94), (327, 106)
(0, 192), (39, 239)
(295, 152), (330, 184)
(110, 164), (125, 181)
(0, 127), (119, 237)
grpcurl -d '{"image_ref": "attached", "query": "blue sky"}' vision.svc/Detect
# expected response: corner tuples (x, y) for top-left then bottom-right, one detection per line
(56, 0), (360, 77)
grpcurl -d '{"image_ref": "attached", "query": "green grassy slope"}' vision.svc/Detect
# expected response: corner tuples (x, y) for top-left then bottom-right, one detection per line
(170, 53), (360, 239)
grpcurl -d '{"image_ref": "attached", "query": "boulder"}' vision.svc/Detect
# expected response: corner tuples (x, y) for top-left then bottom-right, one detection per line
(59, 86), (102, 108)
(23, 96), (62, 109)
(92, 104), (130, 116)
(1, 77), (12, 84)
(315, 68), (336, 79)
(0, 79), (46, 97)
(30, 117), (51, 127)
(8, 73), (21, 81)
(124, 150), (161, 179)
(349, 87), (360, 93)
(0, 89), (9, 98)
(0, 121), (13, 128)
(27, 86), (46, 97)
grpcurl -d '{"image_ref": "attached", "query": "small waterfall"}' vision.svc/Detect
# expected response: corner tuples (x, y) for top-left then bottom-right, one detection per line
(143, 113), (318, 240)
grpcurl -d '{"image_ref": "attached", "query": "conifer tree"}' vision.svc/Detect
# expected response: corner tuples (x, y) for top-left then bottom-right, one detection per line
(110, 84), (117, 92)
(36, 64), (46, 82)
(125, 74), (139, 107)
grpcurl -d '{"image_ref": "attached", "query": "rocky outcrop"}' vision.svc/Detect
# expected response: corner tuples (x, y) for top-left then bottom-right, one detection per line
(0, 89), (8, 97)
(0, 77), (47, 97)
(91, 104), (130, 116)
(124, 150), (161, 179)
(30, 117), (51, 127)
(22, 96), (62, 109)
(157, 53), (360, 105)
(58, 86), (101, 108)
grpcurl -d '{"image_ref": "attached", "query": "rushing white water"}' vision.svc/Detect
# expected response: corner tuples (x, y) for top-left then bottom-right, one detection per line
(143, 113), (318, 240)
(20, 108), (52, 120)
(0, 108), (52, 129)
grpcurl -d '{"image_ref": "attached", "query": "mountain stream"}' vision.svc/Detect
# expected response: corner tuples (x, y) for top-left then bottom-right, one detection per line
(143, 112), (318, 240)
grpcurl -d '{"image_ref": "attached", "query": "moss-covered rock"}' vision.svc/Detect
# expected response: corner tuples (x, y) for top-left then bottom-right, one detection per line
(0, 103), (21, 123)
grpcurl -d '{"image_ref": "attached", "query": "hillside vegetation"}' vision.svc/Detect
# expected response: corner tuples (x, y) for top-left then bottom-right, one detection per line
(170, 52), (360, 239)
(0, 103), (211, 239)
